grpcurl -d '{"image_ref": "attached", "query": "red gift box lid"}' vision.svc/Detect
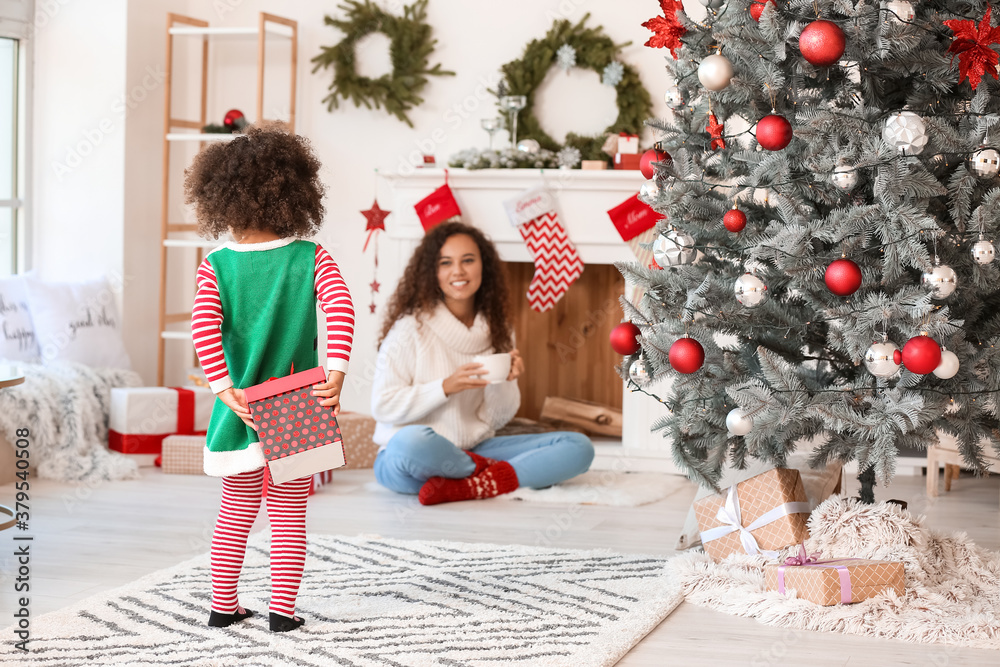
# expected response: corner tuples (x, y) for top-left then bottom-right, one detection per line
(244, 366), (327, 404)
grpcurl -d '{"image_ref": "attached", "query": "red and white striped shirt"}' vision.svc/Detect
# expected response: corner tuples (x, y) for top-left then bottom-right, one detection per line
(192, 242), (355, 393)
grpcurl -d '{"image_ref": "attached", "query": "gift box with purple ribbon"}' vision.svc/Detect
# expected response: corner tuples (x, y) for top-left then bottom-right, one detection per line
(694, 468), (811, 561)
(764, 545), (905, 606)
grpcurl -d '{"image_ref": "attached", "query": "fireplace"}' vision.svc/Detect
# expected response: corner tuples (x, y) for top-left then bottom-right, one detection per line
(380, 168), (682, 473)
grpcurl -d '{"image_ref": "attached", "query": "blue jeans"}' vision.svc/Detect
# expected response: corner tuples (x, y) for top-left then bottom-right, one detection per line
(373, 425), (595, 494)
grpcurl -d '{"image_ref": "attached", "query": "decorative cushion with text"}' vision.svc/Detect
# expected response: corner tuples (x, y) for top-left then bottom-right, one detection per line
(0, 275), (40, 361)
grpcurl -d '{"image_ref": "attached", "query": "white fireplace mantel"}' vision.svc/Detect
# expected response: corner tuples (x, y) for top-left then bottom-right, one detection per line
(380, 168), (681, 474)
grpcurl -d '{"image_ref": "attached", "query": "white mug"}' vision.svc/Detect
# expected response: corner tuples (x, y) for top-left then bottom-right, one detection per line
(472, 353), (511, 384)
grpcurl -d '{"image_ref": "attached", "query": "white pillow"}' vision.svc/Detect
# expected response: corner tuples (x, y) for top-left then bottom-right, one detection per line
(27, 278), (132, 369)
(0, 275), (40, 361)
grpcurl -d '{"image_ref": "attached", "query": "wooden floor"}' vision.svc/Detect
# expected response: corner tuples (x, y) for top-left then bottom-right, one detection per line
(1, 466), (998, 665)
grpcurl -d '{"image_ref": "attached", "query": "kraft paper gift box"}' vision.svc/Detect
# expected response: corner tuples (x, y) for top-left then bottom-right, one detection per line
(161, 435), (206, 475)
(109, 387), (213, 454)
(245, 366), (347, 485)
(694, 468), (811, 561)
(581, 160), (608, 170)
(338, 411), (379, 469)
(764, 551), (905, 606)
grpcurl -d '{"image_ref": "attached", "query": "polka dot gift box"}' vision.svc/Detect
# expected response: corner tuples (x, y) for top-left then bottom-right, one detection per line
(244, 366), (347, 485)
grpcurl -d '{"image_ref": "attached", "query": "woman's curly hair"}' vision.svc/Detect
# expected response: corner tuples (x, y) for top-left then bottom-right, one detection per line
(379, 222), (513, 353)
(184, 123), (326, 239)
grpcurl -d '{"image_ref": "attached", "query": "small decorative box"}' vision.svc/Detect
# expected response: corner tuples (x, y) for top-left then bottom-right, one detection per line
(614, 153), (642, 170)
(161, 435), (206, 475)
(581, 160), (608, 170)
(338, 412), (379, 469)
(765, 550), (905, 605)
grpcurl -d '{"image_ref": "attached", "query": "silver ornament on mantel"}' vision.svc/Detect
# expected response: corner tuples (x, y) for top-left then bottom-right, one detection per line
(639, 180), (660, 202)
(516, 139), (540, 154)
(969, 148), (1000, 178)
(629, 356), (654, 386)
(922, 262), (958, 298)
(884, 0), (915, 22)
(653, 230), (696, 267)
(697, 52), (734, 91)
(726, 407), (753, 436)
(972, 237), (996, 264)
(734, 273), (768, 307)
(864, 341), (901, 377)
(882, 111), (929, 155)
(664, 86), (683, 107)
(831, 163), (858, 191)
(933, 349), (960, 379)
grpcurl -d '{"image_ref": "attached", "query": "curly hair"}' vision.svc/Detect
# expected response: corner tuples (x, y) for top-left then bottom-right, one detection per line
(378, 222), (513, 353)
(183, 123), (326, 239)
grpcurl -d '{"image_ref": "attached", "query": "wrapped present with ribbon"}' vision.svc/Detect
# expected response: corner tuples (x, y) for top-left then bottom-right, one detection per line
(764, 544), (905, 606)
(109, 387), (213, 454)
(694, 468), (811, 561)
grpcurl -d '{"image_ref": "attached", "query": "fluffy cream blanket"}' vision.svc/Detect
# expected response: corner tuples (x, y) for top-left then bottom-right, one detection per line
(668, 496), (1000, 648)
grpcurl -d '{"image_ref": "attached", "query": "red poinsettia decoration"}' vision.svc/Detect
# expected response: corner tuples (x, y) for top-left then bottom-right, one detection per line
(642, 0), (687, 59)
(706, 114), (726, 150)
(944, 7), (1000, 90)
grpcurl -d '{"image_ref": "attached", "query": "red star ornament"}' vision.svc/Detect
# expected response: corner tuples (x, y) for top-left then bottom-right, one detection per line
(369, 303), (378, 315)
(706, 114), (726, 150)
(369, 279), (381, 294)
(642, 0), (687, 59)
(944, 7), (1000, 90)
(361, 200), (390, 250)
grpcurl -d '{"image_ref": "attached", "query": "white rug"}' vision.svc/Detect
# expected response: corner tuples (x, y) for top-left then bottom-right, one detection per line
(0, 534), (682, 666)
(668, 496), (1000, 650)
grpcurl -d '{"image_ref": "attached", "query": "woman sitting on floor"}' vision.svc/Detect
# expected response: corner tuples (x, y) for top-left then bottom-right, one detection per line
(370, 221), (594, 505)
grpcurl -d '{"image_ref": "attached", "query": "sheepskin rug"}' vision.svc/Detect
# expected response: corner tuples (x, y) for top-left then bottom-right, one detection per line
(668, 496), (1000, 648)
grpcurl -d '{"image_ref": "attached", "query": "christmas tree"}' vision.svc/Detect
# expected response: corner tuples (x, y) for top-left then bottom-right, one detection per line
(623, 0), (1000, 501)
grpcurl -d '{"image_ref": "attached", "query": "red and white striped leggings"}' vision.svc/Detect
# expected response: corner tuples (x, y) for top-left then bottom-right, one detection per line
(210, 467), (311, 618)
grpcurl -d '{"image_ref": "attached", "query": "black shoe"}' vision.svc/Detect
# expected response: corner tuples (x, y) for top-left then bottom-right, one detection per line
(207, 606), (254, 627)
(269, 612), (306, 632)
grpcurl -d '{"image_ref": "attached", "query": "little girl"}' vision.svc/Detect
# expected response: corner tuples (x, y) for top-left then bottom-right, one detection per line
(185, 124), (355, 633)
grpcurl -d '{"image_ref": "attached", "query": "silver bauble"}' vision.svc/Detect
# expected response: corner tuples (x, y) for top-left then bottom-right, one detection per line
(972, 238), (996, 265)
(734, 273), (768, 307)
(726, 408), (753, 436)
(932, 349), (960, 379)
(884, 0), (915, 22)
(697, 0), (726, 7)
(652, 230), (696, 267)
(664, 87), (683, 107)
(629, 357), (654, 386)
(882, 111), (928, 155)
(639, 180), (660, 201)
(516, 139), (540, 154)
(697, 54), (734, 92)
(922, 263), (958, 298)
(864, 341), (901, 377)
(831, 163), (858, 191)
(969, 148), (1000, 178)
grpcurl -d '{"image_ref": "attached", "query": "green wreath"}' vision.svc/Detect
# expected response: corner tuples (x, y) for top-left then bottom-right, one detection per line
(311, 0), (453, 128)
(500, 14), (654, 162)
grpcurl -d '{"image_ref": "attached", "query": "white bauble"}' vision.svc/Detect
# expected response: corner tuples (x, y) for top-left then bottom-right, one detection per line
(726, 408), (753, 436)
(972, 238), (996, 265)
(884, 0), (915, 22)
(831, 163), (858, 191)
(639, 180), (660, 201)
(697, 54), (734, 91)
(516, 139), (540, 154)
(969, 148), (1000, 178)
(653, 230), (696, 267)
(922, 263), (958, 298)
(734, 273), (768, 307)
(629, 357), (654, 386)
(864, 341), (901, 377)
(882, 111), (928, 155)
(664, 87), (683, 107)
(933, 349), (960, 379)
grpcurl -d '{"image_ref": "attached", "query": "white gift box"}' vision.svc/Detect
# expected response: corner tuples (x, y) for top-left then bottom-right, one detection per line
(617, 134), (639, 154)
(109, 387), (214, 454)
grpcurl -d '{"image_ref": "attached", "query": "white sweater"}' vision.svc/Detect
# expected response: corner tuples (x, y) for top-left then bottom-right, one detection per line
(370, 303), (520, 450)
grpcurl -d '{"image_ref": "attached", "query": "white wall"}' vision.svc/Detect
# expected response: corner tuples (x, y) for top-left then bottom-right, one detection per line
(34, 0), (680, 414)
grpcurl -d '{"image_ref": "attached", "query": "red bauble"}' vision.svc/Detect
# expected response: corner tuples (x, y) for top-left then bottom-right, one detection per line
(610, 322), (642, 355)
(824, 258), (863, 296)
(640, 149), (671, 180)
(899, 336), (942, 375)
(750, 0), (776, 22)
(756, 114), (793, 151)
(669, 337), (705, 374)
(223, 108), (246, 130)
(799, 20), (846, 67)
(723, 208), (747, 232)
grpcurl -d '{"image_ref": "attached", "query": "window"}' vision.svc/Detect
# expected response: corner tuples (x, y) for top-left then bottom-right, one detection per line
(0, 36), (20, 276)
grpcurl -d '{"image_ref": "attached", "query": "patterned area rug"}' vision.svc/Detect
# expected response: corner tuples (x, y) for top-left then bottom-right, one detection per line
(0, 535), (681, 666)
